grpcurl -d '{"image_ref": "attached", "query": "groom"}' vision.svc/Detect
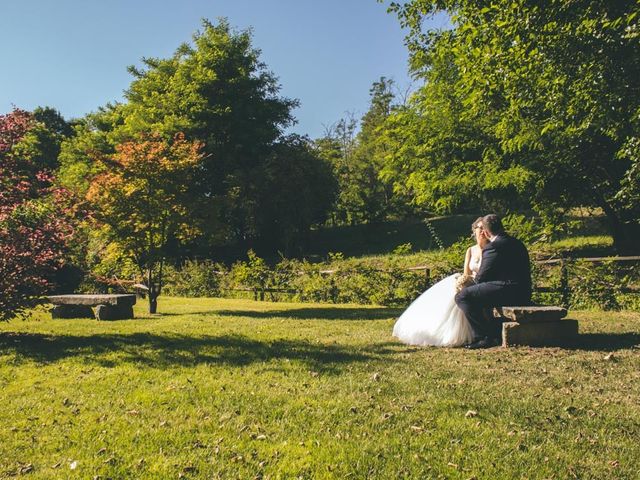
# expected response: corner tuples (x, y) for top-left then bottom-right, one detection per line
(455, 214), (532, 349)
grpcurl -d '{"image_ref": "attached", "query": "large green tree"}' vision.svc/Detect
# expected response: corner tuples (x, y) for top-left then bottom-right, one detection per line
(383, 0), (640, 251)
(60, 19), (335, 260)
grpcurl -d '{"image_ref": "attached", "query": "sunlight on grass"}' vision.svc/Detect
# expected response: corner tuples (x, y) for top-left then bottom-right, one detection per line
(1, 297), (639, 479)
(549, 235), (613, 252)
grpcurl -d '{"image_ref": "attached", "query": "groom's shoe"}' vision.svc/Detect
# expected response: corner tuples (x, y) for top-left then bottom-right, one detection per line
(464, 336), (500, 350)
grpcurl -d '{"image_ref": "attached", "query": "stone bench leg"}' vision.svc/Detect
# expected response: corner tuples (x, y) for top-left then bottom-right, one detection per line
(502, 320), (579, 347)
(51, 305), (94, 319)
(95, 304), (134, 321)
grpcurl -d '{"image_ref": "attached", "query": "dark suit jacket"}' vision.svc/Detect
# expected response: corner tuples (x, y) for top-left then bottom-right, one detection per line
(475, 233), (532, 297)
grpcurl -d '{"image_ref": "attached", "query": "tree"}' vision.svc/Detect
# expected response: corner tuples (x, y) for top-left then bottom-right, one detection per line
(353, 77), (415, 221)
(256, 135), (337, 255)
(0, 109), (76, 320)
(384, 0), (640, 251)
(378, 36), (532, 216)
(316, 78), (412, 225)
(60, 19), (303, 253)
(315, 115), (358, 225)
(86, 133), (207, 313)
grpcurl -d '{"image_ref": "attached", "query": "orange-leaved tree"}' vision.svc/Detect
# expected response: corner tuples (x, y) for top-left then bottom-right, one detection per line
(87, 133), (207, 313)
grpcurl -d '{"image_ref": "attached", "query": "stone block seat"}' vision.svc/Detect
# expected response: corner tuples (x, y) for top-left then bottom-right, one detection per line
(493, 306), (578, 347)
(48, 294), (136, 321)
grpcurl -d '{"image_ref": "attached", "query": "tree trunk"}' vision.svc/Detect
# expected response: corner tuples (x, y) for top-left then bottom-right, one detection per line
(147, 266), (158, 314)
(598, 198), (639, 254)
(148, 292), (158, 314)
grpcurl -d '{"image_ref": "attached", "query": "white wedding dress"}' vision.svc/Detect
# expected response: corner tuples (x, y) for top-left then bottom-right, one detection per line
(392, 256), (480, 347)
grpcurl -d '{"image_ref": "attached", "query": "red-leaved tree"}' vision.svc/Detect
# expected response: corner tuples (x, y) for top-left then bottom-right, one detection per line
(0, 109), (76, 320)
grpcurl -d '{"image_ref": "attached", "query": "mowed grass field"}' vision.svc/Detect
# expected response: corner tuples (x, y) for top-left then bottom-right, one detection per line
(1, 297), (639, 479)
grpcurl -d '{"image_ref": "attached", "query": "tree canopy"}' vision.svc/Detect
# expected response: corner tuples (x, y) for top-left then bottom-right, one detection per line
(60, 19), (336, 264)
(0, 109), (78, 320)
(383, 0), (640, 251)
(86, 133), (206, 313)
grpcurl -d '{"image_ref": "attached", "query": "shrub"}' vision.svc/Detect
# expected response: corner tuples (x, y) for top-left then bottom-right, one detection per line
(164, 260), (225, 297)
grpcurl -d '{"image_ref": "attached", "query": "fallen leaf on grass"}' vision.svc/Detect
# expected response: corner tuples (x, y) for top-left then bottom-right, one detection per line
(126, 409), (140, 416)
(17, 463), (34, 474)
(410, 425), (424, 432)
(609, 460), (620, 467)
(69, 461), (78, 470)
(465, 410), (478, 418)
(372, 372), (381, 381)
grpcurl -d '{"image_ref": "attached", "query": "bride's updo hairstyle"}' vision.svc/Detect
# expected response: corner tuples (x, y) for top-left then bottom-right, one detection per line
(482, 214), (505, 236)
(471, 217), (483, 238)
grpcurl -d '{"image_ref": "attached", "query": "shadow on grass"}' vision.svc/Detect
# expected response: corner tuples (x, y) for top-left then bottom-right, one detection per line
(566, 332), (640, 351)
(211, 307), (403, 321)
(0, 332), (396, 373)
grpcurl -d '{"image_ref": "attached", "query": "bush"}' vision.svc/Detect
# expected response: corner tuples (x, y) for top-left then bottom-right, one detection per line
(164, 243), (640, 311)
(568, 260), (630, 311)
(163, 260), (225, 297)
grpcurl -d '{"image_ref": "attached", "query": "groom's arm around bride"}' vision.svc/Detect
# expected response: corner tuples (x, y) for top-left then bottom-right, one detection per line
(455, 214), (532, 348)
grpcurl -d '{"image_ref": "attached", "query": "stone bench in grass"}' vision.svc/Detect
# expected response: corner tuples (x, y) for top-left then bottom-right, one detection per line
(48, 294), (136, 321)
(493, 306), (578, 347)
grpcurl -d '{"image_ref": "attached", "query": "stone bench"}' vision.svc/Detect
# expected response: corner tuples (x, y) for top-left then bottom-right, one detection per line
(48, 294), (136, 321)
(493, 306), (578, 347)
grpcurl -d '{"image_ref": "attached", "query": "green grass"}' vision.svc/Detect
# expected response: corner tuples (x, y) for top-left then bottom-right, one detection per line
(1, 297), (639, 479)
(544, 235), (614, 257)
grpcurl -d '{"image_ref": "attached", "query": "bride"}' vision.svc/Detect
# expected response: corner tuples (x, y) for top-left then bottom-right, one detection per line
(392, 218), (487, 347)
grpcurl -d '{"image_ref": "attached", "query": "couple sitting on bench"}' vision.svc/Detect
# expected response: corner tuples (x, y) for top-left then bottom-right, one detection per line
(393, 214), (531, 349)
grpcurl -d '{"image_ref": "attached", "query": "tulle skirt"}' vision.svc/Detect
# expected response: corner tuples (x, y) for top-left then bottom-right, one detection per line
(393, 274), (475, 347)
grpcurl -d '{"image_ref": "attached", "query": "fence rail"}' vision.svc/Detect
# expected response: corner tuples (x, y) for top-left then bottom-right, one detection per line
(217, 255), (640, 308)
(98, 255), (640, 307)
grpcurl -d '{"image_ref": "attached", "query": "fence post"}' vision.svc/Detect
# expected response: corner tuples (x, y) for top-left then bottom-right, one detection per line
(560, 257), (570, 309)
(330, 277), (338, 303)
(424, 268), (431, 291)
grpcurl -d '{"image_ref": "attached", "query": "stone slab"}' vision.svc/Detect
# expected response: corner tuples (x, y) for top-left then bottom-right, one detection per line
(48, 294), (136, 307)
(502, 319), (579, 347)
(494, 306), (567, 323)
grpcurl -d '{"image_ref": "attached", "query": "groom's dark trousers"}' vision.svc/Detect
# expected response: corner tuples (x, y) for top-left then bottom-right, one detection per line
(455, 234), (532, 341)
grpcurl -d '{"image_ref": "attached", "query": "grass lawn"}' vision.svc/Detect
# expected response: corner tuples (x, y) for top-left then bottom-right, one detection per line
(1, 297), (639, 479)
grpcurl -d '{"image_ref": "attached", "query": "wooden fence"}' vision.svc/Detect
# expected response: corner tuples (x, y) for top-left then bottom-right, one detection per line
(534, 255), (640, 308)
(220, 255), (640, 307)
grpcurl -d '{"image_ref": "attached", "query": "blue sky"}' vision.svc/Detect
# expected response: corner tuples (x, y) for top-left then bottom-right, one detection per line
(0, 1), (448, 138)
